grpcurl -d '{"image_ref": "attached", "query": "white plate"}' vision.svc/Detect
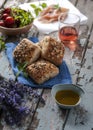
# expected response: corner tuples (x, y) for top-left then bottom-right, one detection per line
(19, 0), (88, 34)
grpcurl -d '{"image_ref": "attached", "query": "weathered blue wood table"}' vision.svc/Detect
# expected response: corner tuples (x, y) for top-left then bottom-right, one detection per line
(0, 0), (93, 130)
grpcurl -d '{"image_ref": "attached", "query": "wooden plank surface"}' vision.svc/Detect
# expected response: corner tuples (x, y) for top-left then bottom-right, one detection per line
(64, 26), (93, 130)
(70, 0), (93, 29)
(30, 0), (93, 130)
(0, 0), (93, 130)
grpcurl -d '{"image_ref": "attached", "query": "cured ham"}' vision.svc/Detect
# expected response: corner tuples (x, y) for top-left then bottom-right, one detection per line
(38, 5), (69, 23)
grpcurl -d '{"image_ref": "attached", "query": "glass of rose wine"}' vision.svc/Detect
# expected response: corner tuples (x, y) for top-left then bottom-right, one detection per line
(58, 13), (80, 51)
(58, 13), (88, 74)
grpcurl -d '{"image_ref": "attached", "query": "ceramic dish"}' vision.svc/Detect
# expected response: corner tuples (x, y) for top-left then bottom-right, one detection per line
(0, 7), (34, 36)
(0, 23), (33, 36)
(51, 84), (84, 109)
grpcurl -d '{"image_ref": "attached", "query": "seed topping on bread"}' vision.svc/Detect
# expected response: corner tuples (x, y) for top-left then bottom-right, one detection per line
(13, 38), (41, 64)
(26, 59), (59, 84)
(40, 36), (65, 65)
(13, 36), (65, 84)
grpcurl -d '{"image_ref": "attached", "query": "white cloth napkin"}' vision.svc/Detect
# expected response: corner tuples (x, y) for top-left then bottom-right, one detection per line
(19, 0), (88, 34)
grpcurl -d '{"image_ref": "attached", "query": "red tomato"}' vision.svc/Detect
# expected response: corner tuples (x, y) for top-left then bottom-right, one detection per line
(4, 16), (15, 27)
(0, 20), (5, 27)
(2, 13), (9, 20)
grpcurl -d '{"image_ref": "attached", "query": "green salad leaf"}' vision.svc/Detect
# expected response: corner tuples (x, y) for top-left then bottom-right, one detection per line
(11, 8), (34, 27)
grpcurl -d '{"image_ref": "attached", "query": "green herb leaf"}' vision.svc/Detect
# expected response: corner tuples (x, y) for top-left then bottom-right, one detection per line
(30, 4), (37, 9)
(0, 36), (5, 52)
(54, 4), (60, 9)
(35, 7), (42, 16)
(23, 71), (28, 78)
(17, 62), (28, 78)
(40, 3), (47, 8)
(30, 3), (47, 17)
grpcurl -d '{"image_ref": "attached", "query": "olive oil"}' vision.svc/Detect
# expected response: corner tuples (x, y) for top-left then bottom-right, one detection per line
(55, 90), (80, 105)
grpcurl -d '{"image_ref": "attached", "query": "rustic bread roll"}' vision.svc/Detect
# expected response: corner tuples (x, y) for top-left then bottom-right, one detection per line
(26, 59), (59, 84)
(13, 38), (41, 64)
(40, 36), (65, 66)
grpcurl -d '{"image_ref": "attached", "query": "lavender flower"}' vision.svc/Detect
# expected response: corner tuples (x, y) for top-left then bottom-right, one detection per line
(0, 76), (45, 126)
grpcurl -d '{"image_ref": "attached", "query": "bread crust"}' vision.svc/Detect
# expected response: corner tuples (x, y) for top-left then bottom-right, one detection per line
(13, 37), (65, 84)
(13, 38), (41, 64)
(40, 36), (65, 66)
(26, 59), (59, 84)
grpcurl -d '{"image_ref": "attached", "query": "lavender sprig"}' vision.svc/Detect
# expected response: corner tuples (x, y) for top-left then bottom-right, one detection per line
(0, 76), (45, 126)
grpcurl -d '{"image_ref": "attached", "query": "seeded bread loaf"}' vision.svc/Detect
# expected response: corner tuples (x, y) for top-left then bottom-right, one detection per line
(13, 38), (41, 64)
(26, 59), (59, 84)
(40, 36), (65, 66)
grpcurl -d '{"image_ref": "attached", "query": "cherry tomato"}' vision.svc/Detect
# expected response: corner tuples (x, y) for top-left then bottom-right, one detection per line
(3, 8), (11, 14)
(2, 13), (9, 20)
(0, 20), (5, 27)
(4, 16), (15, 27)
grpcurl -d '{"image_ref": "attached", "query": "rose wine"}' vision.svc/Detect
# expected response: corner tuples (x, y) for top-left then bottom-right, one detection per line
(59, 26), (78, 51)
(59, 26), (78, 42)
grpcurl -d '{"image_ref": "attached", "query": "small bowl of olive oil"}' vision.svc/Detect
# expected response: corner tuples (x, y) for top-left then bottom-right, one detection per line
(51, 84), (84, 109)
